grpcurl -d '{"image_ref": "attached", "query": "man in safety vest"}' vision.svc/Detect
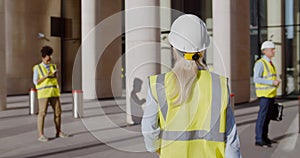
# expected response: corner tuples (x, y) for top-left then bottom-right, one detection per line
(142, 14), (241, 158)
(33, 46), (68, 142)
(253, 41), (280, 147)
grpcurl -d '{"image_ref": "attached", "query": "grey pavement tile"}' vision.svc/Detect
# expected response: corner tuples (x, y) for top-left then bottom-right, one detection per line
(1, 94), (300, 158)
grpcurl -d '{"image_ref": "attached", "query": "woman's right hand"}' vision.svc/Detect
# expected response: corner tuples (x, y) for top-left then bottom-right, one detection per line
(273, 80), (280, 86)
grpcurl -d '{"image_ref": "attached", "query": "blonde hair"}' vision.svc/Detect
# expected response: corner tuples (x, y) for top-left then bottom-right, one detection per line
(170, 48), (207, 106)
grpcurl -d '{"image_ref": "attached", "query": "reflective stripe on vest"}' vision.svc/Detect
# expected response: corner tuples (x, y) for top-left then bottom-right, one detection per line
(38, 65), (45, 77)
(255, 58), (277, 98)
(37, 85), (59, 91)
(156, 74), (168, 120)
(256, 86), (276, 90)
(260, 60), (276, 79)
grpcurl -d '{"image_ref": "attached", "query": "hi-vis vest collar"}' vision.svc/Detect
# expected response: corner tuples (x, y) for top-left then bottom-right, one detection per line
(260, 58), (276, 79)
(149, 71), (228, 158)
(37, 63), (57, 79)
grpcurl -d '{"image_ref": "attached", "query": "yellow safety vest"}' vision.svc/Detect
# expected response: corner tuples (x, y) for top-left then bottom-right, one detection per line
(255, 58), (277, 98)
(149, 70), (228, 158)
(34, 63), (60, 99)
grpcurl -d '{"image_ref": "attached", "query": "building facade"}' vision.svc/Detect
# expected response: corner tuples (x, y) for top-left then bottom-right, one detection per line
(0, 0), (299, 111)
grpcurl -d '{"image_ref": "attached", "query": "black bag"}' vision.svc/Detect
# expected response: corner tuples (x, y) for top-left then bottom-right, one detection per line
(270, 102), (284, 121)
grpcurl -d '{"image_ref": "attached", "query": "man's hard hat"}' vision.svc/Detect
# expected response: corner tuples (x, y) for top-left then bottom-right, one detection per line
(168, 14), (210, 53)
(261, 41), (275, 50)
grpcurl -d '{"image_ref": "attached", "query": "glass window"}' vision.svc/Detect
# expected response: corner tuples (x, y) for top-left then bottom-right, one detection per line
(250, 0), (300, 97)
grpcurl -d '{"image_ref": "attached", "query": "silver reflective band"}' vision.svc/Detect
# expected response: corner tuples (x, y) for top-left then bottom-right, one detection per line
(161, 129), (225, 142)
(156, 74), (168, 120)
(262, 60), (271, 76)
(210, 73), (221, 131)
(261, 60), (276, 78)
(255, 86), (276, 90)
(263, 74), (276, 79)
(38, 65), (45, 77)
(37, 85), (58, 90)
(38, 64), (56, 78)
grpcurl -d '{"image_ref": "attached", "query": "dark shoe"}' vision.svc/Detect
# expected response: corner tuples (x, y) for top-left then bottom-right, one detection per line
(255, 141), (272, 148)
(265, 138), (278, 144)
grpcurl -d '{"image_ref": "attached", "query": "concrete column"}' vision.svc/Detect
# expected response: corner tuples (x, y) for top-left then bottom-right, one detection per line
(81, 0), (122, 99)
(213, 0), (250, 103)
(62, 0), (81, 91)
(296, 4), (300, 134)
(125, 0), (160, 124)
(0, 0), (6, 110)
(160, 0), (172, 73)
(81, 0), (97, 99)
(296, 2), (300, 92)
(267, 0), (283, 95)
(213, 0), (231, 78)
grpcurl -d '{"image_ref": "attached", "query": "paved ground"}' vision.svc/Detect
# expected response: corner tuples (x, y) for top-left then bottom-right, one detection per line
(0, 93), (300, 158)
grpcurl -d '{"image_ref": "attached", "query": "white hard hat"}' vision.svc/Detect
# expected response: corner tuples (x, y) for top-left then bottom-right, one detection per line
(168, 14), (210, 53)
(261, 41), (275, 50)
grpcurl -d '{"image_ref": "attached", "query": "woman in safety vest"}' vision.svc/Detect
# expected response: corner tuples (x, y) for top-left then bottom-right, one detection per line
(141, 14), (241, 158)
(33, 46), (69, 142)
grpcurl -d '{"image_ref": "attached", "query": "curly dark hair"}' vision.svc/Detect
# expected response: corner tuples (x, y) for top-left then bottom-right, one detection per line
(41, 46), (53, 58)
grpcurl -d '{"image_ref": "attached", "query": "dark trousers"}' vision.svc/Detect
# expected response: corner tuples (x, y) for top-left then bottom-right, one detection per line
(255, 97), (274, 142)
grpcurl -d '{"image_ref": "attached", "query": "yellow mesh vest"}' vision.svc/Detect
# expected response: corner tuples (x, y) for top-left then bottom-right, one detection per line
(149, 71), (228, 158)
(255, 58), (277, 98)
(34, 63), (60, 99)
